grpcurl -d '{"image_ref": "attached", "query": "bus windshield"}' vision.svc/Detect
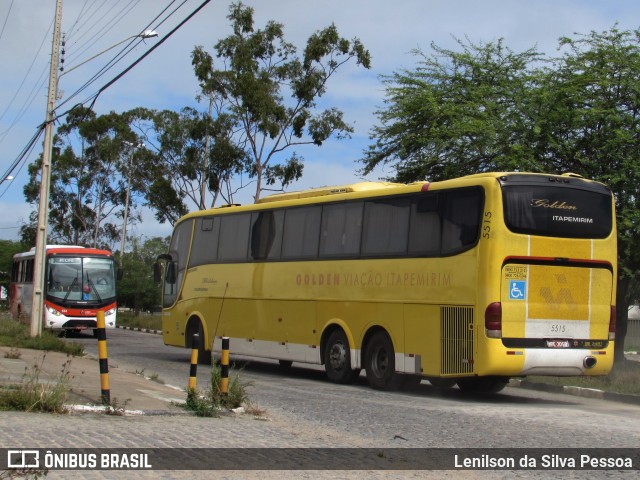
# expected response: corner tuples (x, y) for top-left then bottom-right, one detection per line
(501, 178), (613, 239)
(46, 256), (116, 304)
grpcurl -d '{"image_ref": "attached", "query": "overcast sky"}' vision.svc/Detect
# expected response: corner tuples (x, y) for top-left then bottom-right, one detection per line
(0, 0), (638, 244)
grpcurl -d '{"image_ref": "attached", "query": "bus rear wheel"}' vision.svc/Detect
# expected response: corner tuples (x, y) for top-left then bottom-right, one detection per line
(364, 331), (401, 391)
(324, 329), (359, 384)
(456, 376), (509, 394)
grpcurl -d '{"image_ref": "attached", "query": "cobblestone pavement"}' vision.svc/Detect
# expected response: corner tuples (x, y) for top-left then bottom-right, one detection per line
(1, 344), (639, 479)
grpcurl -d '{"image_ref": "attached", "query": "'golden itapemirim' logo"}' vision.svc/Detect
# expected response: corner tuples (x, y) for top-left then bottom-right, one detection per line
(531, 199), (577, 210)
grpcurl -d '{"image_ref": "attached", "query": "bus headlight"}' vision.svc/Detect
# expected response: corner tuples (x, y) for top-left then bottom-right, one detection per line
(46, 306), (62, 316)
(105, 308), (116, 317)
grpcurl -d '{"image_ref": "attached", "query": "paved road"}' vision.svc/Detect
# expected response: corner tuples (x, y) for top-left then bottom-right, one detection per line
(73, 328), (640, 449)
(2, 328), (639, 479)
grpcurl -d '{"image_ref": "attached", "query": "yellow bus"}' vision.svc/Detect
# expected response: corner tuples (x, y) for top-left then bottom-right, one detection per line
(156, 172), (617, 393)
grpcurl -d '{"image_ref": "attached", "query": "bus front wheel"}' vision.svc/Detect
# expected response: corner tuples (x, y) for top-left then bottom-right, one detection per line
(186, 320), (212, 366)
(324, 329), (359, 384)
(197, 323), (212, 366)
(364, 331), (401, 391)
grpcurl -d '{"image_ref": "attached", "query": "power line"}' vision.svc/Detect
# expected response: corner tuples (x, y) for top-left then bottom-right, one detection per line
(82, 0), (211, 113)
(0, 0), (15, 42)
(0, 64), (48, 146)
(63, 0), (142, 70)
(57, 0), (193, 112)
(64, 0), (96, 41)
(1, 0), (212, 201)
(0, 126), (44, 200)
(0, 15), (53, 137)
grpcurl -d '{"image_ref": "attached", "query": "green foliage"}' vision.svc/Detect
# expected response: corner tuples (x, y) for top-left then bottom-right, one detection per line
(129, 106), (246, 222)
(184, 362), (251, 417)
(21, 3), (370, 233)
(0, 318), (84, 356)
(117, 236), (168, 313)
(363, 26), (640, 356)
(0, 353), (70, 413)
(190, 1), (371, 202)
(117, 313), (162, 331)
(362, 37), (542, 182)
(0, 239), (26, 298)
(21, 106), (154, 247)
(104, 397), (131, 416)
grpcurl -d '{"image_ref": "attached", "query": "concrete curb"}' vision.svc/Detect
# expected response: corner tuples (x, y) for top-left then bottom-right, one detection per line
(116, 325), (161, 335)
(66, 404), (194, 416)
(511, 379), (640, 405)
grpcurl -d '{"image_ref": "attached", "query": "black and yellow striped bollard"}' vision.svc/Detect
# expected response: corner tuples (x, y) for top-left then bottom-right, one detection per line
(96, 311), (110, 405)
(189, 333), (199, 391)
(220, 337), (229, 395)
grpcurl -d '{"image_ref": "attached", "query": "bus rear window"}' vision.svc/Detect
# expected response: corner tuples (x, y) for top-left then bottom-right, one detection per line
(502, 184), (613, 238)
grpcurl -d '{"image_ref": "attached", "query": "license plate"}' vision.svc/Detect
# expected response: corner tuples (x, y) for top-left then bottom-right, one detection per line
(546, 340), (570, 348)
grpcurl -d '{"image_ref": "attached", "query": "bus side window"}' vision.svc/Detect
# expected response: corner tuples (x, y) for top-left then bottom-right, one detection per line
(409, 194), (441, 256)
(319, 202), (363, 258)
(441, 188), (483, 254)
(362, 198), (410, 256)
(218, 214), (252, 262)
(189, 217), (220, 267)
(165, 262), (176, 284)
(250, 210), (284, 260)
(282, 206), (322, 259)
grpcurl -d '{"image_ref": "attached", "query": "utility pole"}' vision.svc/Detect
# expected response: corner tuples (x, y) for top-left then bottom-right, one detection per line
(30, 0), (63, 337)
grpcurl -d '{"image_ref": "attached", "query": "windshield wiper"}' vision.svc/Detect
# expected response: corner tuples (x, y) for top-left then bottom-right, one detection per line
(86, 276), (102, 302)
(63, 277), (78, 303)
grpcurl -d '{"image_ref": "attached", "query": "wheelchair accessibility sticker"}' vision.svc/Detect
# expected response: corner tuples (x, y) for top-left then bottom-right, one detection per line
(509, 280), (526, 300)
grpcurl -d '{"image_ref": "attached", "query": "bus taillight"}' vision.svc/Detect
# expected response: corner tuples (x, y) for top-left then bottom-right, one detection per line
(485, 302), (502, 338)
(609, 305), (616, 341)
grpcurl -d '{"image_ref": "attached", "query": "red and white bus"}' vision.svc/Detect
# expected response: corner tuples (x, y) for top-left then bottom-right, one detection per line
(9, 245), (118, 335)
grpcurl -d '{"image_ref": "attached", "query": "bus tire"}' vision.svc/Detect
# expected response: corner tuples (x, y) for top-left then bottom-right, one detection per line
(324, 329), (358, 384)
(364, 331), (401, 391)
(196, 323), (212, 366)
(456, 376), (509, 394)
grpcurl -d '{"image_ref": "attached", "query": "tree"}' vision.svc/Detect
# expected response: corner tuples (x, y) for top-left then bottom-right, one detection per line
(534, 28), (640, 361)
(127, 106), (246, 224)
(361, 37), (542, 182)
(0, 240), (27, 305)
(22, 107), (153, 249)
(117, 236), (168, 313)
(363, 27), (640, 361)
(190, 1), (371, 202)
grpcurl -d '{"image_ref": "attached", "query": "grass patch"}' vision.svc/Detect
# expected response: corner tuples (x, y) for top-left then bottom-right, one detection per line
(184, 363), (252, 417)
(104, 397), (131, 416)
(117, 313), (162, 331)
(0, 318), (84, 356)
(4, 347), (21, 359)
(528, 360), (640, 395)
(0, 353), (71, 413)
